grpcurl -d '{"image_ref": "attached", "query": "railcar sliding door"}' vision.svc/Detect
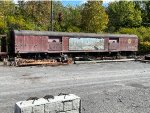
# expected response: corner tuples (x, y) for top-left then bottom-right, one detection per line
(15, 35), (48, 53)
(108, 38), (119, 51)
(48, 37), (62, 52)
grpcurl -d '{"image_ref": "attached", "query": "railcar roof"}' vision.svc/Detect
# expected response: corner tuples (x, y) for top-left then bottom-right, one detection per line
(14, 30), (138, 38)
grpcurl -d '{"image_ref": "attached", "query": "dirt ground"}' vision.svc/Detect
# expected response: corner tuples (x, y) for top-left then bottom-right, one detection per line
(0, 61), (150, 113)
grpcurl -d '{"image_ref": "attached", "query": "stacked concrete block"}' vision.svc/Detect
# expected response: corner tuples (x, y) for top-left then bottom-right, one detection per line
(63, 101), (73, 111)
(15, 94), (81, 113)
(45, 101), (63, 113)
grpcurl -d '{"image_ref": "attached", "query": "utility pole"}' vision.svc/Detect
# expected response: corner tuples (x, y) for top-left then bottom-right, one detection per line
(50, 0), (53, 31)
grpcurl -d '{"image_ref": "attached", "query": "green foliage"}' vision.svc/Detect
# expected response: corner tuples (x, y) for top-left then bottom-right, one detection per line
(22, 1), (52, 30)
(107, 1), (142, 31)
(118, 27), (150, 41)
(0, 17), (7, 34)
(67, 26), (80, 32)
(55, 5), (82, 32)
(0, 1), (15, 33)
(139, 42), (150, 54)
(81, 1), (108, 33)
(141, 1), (150, 25)
(132, 1), (150, 26)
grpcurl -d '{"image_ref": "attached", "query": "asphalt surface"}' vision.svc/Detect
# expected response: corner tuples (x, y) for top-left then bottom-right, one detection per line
(0, 61), (150, 113)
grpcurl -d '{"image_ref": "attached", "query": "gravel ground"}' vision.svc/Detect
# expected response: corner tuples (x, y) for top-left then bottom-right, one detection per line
(0, 61), (150, 113)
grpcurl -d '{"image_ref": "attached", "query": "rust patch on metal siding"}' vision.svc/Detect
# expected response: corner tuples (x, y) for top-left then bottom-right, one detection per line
(15, 35), (48, 53)
(48, 42), (62, 51)
(62, 37), (69, 51)
(15, 35), (24, 53)
(119, 38), (138, 51)
(104, 38), (109, 51)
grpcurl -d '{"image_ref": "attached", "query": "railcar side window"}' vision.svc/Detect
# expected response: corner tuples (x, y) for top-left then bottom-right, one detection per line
(48, 36), (62, 43)
(52, 40), (56, 42)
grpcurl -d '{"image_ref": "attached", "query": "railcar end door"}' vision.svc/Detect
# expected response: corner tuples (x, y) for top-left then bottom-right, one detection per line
(1, 36), (7, 52)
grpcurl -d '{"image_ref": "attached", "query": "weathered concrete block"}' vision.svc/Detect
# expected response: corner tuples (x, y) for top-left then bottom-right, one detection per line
(45, 102), (55, 113)
(15, 103), (32, 113)
(21, 107), (32, 113)
(56, 101), (64, 111)
(15, 100), (33, 113)
(49, 111), (57, 113)
(45, 102), (63, 113)
(63, 101), (73, 111)
(66, 110), (79, 113)
(32, 104), (44, 113)
(15, 94), (80, 113)
(14, 104), (21, 113)
(72, 99), (80, 110)
(56, 111), (66, 113)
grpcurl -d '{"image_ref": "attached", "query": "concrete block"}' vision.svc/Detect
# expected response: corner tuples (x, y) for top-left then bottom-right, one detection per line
(32, 104), (44, 113)
(49, 111), (57, 113)
(45, 110), (56, 113)
(45, 102), (63, 113)
(45, 103), (55, 113)
(56, 111), (66, 113)
(72, 99), (80, 110)
(14, 103), (32, 113)
(21, 107), (32, 113)
(15, 100), (33, 113)
(66, 110), (79, 113)
(63, 101), (73, 111)
(14, 104), (21, 113)
(15, 94), (80, 113)
(55, 101), (64, 111)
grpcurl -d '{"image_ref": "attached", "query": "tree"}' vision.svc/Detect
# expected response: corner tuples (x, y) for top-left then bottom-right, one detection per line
(81, 1), (108, 33)
(107, 1), (142, 32)
(22, 1), (52, 30)
(141, 1), (150, 26)
(61, 6), (82, 32)
(0, 1), (14, 33)
(52, 1), (64, 31)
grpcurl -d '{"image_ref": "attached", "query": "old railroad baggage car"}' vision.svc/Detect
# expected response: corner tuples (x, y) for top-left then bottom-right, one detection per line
(11, 30), (138, 58)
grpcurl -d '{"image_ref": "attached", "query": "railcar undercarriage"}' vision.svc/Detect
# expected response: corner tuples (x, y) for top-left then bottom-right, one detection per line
(3, 51), (136, 66)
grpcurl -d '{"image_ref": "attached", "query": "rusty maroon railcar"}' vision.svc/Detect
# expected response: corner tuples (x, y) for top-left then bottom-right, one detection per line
(0, 35), (7, 60)
(10, 30), (138, 58)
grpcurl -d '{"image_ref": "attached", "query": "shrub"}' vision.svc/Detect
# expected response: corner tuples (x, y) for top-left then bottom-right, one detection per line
(139, 41), (150, 54)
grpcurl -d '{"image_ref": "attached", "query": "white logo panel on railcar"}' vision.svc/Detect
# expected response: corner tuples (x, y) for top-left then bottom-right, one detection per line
(69, 38), (104, 51)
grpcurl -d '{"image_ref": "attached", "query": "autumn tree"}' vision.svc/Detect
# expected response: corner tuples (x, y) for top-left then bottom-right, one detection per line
(81, 1), (108, 33)
(107, 1), (142, 32)
(0, 1), (15, 33)
(22, 1), (52, 30)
